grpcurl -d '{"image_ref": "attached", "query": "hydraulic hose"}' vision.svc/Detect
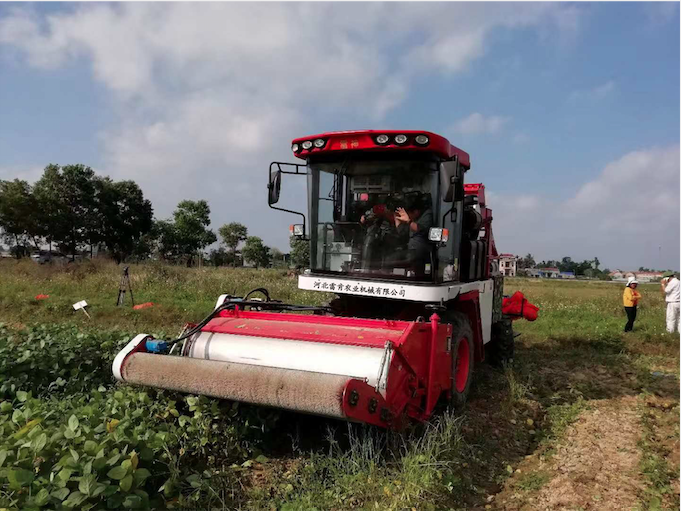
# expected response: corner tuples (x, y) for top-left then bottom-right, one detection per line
(163, 288), (331, 347)
(243, 287), (271, 301)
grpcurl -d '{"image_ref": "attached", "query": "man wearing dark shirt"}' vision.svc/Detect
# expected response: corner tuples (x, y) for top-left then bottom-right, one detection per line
(394, 199), (433, 276)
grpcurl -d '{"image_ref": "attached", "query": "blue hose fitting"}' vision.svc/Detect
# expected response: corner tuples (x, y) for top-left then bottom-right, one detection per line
(145, 339), (169, 353)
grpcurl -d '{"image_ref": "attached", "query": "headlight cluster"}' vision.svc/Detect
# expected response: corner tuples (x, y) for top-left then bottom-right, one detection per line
(428, 227), (449, 243)
(289, 224), (305, 237)
(293, 138), (326, 152)
(373, 133), (429, 146)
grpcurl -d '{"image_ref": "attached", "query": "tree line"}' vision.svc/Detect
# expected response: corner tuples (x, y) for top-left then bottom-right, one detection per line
(207, 222), (309, 269)
(516, 254), (612, 278)
(0, 164), (152, 262)
(0, 164), (308, 268)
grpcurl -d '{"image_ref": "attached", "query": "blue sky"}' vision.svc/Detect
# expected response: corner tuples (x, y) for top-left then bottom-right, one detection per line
(0, 2), (678, 269)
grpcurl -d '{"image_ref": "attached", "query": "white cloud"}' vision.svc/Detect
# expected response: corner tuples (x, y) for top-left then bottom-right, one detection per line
(568, 80), (616, 102)
(644, 2), (679, 27)
(512, 133), (531, 144)
(0, 3), (584, 249)
(451, 113), (510, 135)
(490, 145), (680, 269)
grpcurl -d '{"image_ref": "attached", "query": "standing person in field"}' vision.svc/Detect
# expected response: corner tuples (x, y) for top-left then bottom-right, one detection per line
(623, 276), (641, 332)
(661, 271), (680, 333)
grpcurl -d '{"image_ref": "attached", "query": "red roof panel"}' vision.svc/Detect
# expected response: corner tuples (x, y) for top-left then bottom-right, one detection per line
(291, 130), (470, 169)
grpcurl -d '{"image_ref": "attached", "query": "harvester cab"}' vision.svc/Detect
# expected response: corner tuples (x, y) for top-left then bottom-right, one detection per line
(113, 130), (536, 428)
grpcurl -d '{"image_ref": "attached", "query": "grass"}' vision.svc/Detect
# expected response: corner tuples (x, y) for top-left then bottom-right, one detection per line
(0, 259), (678, 509)
(515, 471), (550, 492)
(247, 414), (467, 510)
(637, 395), (680, 511)
(0, 259), (329, 333)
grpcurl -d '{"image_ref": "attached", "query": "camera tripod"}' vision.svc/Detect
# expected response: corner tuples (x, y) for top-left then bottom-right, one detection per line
(116, 266), (135, 307)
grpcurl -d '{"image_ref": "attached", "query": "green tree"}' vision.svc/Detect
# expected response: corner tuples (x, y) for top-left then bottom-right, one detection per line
(289, 236), (309, 269)
(270, 247), (287, 268)
(61, 165), (97, 258)
(558, 257), (575, 273)
(33, 164), (68, 253)
(93, 178), (153, 262)
(218, 222), (248, 267)
(34, 164), (98, 259)
(517, 253), (536, 270)
(131, 225), (161, 261)
(575, 260), (593, 276)
(154, 219), (179, 262)
(207, 247), (231, 267)
(156, 200), (217, 265)
(0, 179), (41, 254)
(242, 236), (270, 269)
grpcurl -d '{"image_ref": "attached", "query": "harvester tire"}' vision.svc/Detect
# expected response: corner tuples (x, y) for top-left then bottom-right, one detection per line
(487, 317), (514, 367)
(447, 312), (475, 409)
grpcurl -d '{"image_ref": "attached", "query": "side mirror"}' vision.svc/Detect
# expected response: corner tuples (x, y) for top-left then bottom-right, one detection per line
(439, 161), (459, 202)
(268, 170), (282, 205)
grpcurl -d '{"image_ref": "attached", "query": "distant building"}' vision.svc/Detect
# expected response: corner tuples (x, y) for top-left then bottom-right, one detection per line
(539, 267), (560, 278)
(609, 270), (663, 283)
(525, 267), (560, 278)
(609, 270), (625, 280)
(559, 271), (576, 279)
(498, 253), (517, 277)
(635, 271), (664, 283)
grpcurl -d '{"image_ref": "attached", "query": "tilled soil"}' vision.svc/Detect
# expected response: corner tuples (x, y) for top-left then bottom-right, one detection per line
(494, 396), (645, 511)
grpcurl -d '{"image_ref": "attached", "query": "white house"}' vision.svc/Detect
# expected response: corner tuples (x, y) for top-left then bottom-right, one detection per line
(498, 253), (517, 277)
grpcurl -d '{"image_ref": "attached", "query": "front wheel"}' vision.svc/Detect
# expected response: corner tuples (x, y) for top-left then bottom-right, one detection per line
(486, 317), (515, 367)
(447, 313), (475, 408)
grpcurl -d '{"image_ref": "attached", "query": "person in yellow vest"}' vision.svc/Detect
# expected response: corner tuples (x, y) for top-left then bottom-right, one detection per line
(623, 276), (641, 332)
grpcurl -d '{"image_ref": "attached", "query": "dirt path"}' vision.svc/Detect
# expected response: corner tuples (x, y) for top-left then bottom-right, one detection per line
(491, 393), (678, 511)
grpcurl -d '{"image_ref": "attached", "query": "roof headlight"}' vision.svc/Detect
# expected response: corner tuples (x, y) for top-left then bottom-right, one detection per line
(313, 138), (326, 148)
(291, 143), (300, 152)
(394, 134), (408, 145)
(414, 134), (429, 146)
(301, 140), (313, 150)
(375, 134), (389, 145)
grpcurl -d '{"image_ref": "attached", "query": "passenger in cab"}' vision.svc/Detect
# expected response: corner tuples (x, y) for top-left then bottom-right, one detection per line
(394, 194), (434, 276)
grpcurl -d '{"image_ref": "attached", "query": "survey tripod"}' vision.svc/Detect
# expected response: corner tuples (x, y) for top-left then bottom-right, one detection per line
(116, 266), (134, 307)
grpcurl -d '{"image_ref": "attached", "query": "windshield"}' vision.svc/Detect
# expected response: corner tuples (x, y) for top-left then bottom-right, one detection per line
(308, 157), (440, 281)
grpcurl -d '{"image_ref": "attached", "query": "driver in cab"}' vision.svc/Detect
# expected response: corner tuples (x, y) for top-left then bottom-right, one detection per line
(394, 194), (433, 274)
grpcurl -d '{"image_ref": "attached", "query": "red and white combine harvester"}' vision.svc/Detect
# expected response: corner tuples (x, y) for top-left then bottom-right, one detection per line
(113, 130), (537, 428)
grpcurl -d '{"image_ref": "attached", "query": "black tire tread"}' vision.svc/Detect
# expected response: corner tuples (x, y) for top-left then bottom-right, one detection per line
(443, 311), (475, 408)
(487, 317), (514, 367)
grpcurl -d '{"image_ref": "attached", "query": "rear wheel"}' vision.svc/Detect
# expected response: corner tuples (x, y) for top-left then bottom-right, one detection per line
(446, 313), (475, 408)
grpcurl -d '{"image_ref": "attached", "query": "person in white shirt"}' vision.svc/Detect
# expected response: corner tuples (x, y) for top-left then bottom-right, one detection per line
(661, 272), (680, 333)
